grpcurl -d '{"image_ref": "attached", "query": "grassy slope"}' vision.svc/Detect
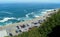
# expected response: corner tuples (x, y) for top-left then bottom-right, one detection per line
(14, 27), (40, 37)
(6, 10), (60, 37)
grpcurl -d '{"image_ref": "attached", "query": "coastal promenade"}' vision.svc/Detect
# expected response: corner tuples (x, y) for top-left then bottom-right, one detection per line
(0, 9), (58, 37)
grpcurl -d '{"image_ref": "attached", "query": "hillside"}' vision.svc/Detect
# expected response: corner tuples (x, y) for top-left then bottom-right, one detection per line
(5, 9), (60, 37)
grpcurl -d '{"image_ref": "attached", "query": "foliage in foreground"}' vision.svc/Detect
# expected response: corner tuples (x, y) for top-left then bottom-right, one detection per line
(5, 10), (60, 37)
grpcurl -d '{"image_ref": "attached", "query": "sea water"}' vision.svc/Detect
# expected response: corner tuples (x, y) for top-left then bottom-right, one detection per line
(0, 3), (60, 26)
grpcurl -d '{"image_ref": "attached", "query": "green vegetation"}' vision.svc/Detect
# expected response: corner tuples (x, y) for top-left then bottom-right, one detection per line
(6, 10), (60, 37)
(13, 27), (40, 37)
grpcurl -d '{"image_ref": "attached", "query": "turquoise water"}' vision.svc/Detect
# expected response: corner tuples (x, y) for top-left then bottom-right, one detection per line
(0, 3), (60, 26)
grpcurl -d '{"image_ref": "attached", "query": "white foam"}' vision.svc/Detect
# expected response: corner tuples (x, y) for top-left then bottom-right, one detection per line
(30, 12), (34, 14)
(0, 11), (13, 14)
(25, 12), (35, 18)
(25, 15), (28, 18)
(41, 9), (54, 14)
(25, 13), (30, 18)
(0, 17), (16, 22)
(41, 11), (47, 14)
(34, 15), (40, 17)
(17, 18), (21, 21)
(25, 9), (54, 18)
(45, 9), (54, 11)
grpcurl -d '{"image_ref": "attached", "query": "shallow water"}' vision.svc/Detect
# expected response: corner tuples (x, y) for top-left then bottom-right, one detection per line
(0, 3), (60, 26)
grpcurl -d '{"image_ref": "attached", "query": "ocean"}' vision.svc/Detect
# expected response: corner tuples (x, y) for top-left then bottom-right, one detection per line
(0, 3), (60, 26)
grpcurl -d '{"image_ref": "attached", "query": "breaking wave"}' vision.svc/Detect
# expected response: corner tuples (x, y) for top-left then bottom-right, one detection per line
(0, 17), (16, 22)
(25, 9), (54, 18)
(0, 9), (54, 26)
